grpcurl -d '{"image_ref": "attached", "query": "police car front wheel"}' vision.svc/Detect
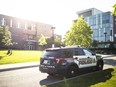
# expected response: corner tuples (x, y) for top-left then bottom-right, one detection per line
(96, 61), (103, 71)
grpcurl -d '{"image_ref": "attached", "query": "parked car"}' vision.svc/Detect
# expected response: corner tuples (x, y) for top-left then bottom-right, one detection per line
(39, 46), (104, 77)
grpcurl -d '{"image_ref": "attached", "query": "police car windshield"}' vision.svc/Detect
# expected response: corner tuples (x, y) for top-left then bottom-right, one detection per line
(42, 50), (61, 58)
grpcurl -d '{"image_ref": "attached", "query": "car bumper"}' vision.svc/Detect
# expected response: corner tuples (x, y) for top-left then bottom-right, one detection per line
(39, 65), (68, 74)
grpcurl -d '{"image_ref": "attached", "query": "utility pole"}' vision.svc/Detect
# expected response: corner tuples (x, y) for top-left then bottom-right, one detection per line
(51, 27), (55, 48)
(104, 32), (107, 48)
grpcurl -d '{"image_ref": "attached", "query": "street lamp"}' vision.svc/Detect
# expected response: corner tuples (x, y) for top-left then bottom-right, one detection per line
(51, 27), (55, 48)
(104, 32), (107, 42)
(104, 32), (107, 48)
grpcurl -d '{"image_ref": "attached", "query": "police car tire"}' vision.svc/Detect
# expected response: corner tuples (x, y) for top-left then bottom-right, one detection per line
(96, 61), (103, 71)
(67, 66), (78, 77)
(48, 73), (55, 76)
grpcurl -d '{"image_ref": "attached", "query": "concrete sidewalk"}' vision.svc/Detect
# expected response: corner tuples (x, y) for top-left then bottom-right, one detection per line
(0, 62), (39, 72)
(0, 54), (115, 72)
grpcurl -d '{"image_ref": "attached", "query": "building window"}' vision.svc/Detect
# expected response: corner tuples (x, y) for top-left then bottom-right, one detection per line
(89, 16), (96, 26)
(25, 23), (27, 29)
(27, 24), (32, 30)
(31, 24), (36, 31)
(6, 19), (10, 26)
(97, 14), (101, 24)
(20, 22), (25, 29)
(0, 17), (3, 25)
(10, 20), (12, 27)
(12, 20), (17, 28)
(102, 13), (110, 24)
(2, 18), (4, 26)
(28, 34), (35, 40)
(17, 21), (20, 28)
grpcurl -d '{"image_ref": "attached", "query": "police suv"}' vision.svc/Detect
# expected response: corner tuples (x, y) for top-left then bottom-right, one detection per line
(39, 46), (104, 77)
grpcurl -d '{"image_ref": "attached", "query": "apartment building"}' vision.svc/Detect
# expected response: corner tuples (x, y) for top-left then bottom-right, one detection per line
(76, 8), (116, 48)
(0, 14), (53, 50)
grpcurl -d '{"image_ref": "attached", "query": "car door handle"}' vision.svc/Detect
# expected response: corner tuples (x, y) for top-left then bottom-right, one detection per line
(87, 57), (90, 58)
(75, 57), (79, 60)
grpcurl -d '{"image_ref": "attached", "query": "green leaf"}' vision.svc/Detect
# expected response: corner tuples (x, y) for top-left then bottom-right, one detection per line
(64, 16), (93, 47)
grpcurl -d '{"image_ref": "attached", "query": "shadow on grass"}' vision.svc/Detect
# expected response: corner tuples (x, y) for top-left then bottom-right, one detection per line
(0, 52), (13, 60)
(39, 75), (63, 86)
(0, 55), (7, 60)
(43, 68), (114, 87)
(73, 68), (114, 87)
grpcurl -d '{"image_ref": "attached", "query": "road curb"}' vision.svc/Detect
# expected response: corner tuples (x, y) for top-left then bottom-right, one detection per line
(0, 65), (39, 72)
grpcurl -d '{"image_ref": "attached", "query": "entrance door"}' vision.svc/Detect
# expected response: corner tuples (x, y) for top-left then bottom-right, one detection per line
(28, 45), (33, 50)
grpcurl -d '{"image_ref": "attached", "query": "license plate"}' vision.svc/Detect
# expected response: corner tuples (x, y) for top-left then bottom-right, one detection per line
(43, 60), (50, 64)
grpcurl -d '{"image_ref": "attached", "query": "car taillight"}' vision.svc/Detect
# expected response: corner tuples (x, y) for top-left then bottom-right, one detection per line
(55, 58), (61, 64)
(55, 58), (67, 65)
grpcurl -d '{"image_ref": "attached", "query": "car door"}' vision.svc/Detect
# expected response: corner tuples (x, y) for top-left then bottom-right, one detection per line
(83, 49), (96, 67)
(73, 48), (87, 68)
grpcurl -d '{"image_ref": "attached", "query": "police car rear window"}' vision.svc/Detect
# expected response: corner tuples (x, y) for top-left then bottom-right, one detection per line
(42, 50), (61, 58)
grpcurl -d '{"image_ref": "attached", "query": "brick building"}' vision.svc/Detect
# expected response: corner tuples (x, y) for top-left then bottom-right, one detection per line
(0, 14), (53, 50)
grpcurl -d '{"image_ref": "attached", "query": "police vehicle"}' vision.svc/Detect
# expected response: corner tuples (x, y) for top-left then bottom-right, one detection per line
(39, 46), (104, 77)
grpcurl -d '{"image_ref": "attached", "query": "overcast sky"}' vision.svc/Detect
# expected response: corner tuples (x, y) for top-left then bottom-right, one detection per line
(0, 0), (116, 36)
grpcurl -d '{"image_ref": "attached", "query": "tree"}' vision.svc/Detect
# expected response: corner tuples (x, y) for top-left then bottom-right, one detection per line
(54, 37), (62, 47)
(0, 26), (12, 48)
(0, 26), (4, 46)
(64, 16), (93, 47)
(38, 34), (47, 49)
(112, 4), (116, 16)
(46, 37), (53, 48)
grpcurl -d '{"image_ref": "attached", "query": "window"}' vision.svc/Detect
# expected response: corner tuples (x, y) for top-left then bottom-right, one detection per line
(2, 18), (4, 25)
(12, 20), (17, 28)
(62, 50), (73, 58)
(42, 50), (61, 58)
(31, 24), (36, 30)
(17, 21), (20, 28)
(20, 22), (25, 29)
(97, 14), (101, 24)
(102, 13), (110, 24)
(74, 49), (84, 55)
(83, 49), (92, 56)
(28, 35), (35, 40)
(0, 17), (3, 25)
(89, 16), (96, 26)
(10, 20), (12, 27)
(27, 23), (32, 30)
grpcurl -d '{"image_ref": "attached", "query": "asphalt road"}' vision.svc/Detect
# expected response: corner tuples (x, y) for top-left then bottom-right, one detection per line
(0, 55), (116, 87)
(0, 67), (63, 87)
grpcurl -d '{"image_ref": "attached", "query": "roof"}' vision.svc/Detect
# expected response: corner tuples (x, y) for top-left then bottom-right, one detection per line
(46, 46), (84, 50)
(76, 8), (102, 16)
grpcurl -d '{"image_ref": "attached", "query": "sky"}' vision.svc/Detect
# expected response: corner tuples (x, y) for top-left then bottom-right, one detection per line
(0, 0), (116, 37)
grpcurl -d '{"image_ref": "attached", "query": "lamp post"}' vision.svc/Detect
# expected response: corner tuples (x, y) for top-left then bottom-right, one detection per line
(51, 27), (55, 48)
(104, 32), (107, 42)
(104, 32), (107, 48)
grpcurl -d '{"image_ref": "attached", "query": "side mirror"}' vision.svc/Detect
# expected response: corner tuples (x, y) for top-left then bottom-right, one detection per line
(92, 52), (96, 55)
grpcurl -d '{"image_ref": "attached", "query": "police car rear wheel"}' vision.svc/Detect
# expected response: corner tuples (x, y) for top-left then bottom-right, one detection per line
(67, 66), (78, 77)
(48, 73), (55, 76)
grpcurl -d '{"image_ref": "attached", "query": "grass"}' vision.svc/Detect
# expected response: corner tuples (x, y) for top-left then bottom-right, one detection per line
(0, 50), (43, 64)
(44, 67), (116, 87)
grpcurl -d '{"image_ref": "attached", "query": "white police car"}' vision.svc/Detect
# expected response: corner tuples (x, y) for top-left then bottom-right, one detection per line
(39, 46), (104, 77)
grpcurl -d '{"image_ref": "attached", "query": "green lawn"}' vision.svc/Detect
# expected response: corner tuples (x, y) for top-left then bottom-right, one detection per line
(44, 68), (116, 87)
(0, 50), (43, 64)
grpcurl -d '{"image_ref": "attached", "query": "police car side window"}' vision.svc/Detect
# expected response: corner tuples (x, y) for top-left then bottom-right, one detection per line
(62, 50), (73, 58)
(83, 49), (92, 56)
(74, 49), (84, 55)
